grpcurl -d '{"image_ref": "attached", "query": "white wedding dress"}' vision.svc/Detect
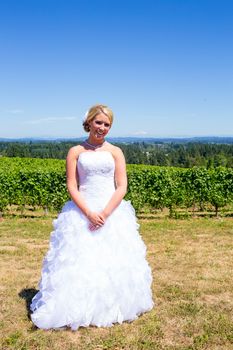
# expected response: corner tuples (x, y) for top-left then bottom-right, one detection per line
(30, 151), (154, 330)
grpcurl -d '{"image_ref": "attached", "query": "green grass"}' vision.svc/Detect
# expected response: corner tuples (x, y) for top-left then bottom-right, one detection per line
(0, 214), (233, 350)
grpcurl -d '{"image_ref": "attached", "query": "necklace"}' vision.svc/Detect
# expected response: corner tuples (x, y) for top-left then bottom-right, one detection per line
(84, 140), (106, 149)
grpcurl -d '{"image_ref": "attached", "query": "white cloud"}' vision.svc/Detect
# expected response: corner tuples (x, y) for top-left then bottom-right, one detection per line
(6, 109), (24, 114)
(132, 131), (148, 135)
(23, 116), (77, 124)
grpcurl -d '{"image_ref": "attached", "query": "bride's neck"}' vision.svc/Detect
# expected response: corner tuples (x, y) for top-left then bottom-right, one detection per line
(86, 136), (105, 147)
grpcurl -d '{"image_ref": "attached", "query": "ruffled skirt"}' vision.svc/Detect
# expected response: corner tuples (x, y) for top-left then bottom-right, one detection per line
(30, 200), (154, 330)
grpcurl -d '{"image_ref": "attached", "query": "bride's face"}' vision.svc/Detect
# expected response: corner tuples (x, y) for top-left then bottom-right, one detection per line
(89, 113), (111, 140)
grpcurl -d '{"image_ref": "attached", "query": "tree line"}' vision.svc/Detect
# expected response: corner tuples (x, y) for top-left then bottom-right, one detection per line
(0, 141), (233, 168)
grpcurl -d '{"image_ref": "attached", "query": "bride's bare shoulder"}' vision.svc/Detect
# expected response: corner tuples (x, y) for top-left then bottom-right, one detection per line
(66, 144), (85, 160)
(106, 143), (125, 159)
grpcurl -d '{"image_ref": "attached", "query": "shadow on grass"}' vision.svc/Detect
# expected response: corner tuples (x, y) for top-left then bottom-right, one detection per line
(224, 212), (233, 217)
(138, 211), (233, 220)
(5, 212), (54, 219)
(137, 215), (161, 220)
(18, 288), (38, 319)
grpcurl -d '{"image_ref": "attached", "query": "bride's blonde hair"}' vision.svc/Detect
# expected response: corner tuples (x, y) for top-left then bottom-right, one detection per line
(83, 104), (114, 132)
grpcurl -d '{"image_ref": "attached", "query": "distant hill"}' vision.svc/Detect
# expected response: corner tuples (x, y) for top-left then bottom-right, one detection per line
(1, 136), (233, 144)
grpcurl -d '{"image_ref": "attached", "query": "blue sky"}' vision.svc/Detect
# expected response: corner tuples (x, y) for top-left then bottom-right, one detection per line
(0, 0), (232, 138)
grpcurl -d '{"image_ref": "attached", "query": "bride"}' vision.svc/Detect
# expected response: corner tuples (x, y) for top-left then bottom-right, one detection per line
(30, 104), (154, 331)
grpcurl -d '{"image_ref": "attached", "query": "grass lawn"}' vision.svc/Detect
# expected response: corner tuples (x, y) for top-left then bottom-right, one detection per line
(0, 213), (233, 350)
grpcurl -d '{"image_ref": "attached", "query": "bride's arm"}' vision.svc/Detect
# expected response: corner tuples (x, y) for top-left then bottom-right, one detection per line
(66, 147), (87, 214)
(66, 147), (105, 226)
(101, 147), (127, 219)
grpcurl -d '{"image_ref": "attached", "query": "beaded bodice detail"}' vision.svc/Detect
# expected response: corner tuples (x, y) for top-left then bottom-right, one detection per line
(77, 151), (116, 210)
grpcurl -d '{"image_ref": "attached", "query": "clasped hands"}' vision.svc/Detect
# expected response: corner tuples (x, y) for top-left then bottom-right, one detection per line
(87, 211), (108, 231)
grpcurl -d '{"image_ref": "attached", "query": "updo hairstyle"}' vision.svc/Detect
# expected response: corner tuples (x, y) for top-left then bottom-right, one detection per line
(82, 104), (114, 132)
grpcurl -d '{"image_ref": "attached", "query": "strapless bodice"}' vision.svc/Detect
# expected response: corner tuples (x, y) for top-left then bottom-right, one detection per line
(77, 151), (116, 211)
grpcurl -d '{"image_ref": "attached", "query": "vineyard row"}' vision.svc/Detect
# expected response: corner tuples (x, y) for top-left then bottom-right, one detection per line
(0, 157), (233, 216)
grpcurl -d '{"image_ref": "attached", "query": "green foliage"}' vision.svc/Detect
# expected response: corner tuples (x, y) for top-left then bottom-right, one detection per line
(126, 164), (233, 215)
(1, 140), (233, 167)
(207, 167), (233, 216)
(0, 157), (68, 213)
(182, 167), (211, 209)
(0, 157), (233, 215)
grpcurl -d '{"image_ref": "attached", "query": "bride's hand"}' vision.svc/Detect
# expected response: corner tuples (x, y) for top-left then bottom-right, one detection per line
(89, 211), (110, 231)
(87, 211), (105, 231)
